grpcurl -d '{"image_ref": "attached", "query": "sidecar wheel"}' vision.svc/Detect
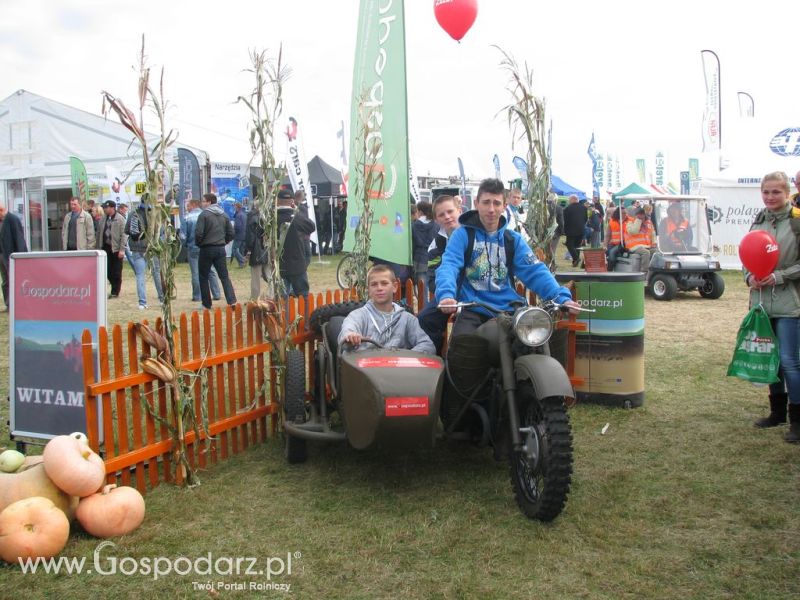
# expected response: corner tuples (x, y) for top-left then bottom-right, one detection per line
(509, 383), (573, 522)
(283, 349), (307, 464)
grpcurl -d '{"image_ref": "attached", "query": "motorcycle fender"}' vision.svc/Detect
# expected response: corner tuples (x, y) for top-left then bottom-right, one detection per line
(514, 355), (575, 400)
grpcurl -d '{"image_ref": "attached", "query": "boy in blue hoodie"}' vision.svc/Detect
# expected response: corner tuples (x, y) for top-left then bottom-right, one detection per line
(436, 178), (579, 336)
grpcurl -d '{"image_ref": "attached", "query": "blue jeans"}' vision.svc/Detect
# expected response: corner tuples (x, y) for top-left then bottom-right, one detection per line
(231, 239), (246, 267)
(282, 272), (309, 298)
(188, 247), (220, 301)
(131, 252), (164, 307)
(769, 317), (800, 405)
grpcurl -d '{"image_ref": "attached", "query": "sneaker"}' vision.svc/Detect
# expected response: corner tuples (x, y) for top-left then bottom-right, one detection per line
(138, 304), (148, 310)
(212, 297), (221, 301)
(108, 294), (119, 299)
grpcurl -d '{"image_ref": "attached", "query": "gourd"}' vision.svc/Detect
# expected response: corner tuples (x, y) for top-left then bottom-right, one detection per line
(0, 461), (79, 519)
(42, 435), (105, 498)
(0, 496), (71, 563)
(75, 484), (145, 538)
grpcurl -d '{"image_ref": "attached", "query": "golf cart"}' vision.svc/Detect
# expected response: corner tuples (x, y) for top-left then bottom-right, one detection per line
(615, 194), (724, 301)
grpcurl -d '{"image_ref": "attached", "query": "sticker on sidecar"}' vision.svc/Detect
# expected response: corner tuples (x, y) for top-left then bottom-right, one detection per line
(385, 396), (430, 417)
(356, 357), (441, 369)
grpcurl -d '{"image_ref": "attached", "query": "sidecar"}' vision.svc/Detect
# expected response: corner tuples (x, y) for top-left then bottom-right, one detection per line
(282, 304), (445, 463)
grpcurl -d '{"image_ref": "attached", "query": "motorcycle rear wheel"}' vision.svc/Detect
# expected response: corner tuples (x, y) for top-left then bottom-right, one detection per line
(509, 383), (573, 522)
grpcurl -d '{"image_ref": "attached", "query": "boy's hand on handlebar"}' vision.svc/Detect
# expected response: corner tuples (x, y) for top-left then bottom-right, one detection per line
(562, 300), (582, 315)
(439, 298), (458, 314)
(342, 332), (363, 346)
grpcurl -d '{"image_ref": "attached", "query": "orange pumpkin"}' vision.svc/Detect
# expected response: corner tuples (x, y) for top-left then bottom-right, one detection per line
(43, 435), (105, 498)
(0, 496), (70, 563)
(76, 484), (145, 538)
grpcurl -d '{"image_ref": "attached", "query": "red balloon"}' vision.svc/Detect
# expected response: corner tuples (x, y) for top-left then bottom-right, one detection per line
(739, 230), (780, 280)
(434, 0), (478, 42)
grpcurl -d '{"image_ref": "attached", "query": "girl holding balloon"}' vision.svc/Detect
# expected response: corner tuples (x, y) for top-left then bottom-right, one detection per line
(744, 171), (800, 443)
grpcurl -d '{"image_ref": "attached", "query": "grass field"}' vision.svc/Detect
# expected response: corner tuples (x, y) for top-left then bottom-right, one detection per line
(0, 259), (798, 599)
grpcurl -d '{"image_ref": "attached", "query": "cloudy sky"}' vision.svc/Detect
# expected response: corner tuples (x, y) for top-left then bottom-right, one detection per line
(2, 0), (798, 193)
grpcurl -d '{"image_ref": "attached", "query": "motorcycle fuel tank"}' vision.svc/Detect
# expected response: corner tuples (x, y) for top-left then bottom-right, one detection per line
(339, 350), (444, 451)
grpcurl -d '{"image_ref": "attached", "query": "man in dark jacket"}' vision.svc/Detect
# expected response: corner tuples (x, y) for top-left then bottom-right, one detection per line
(0, 205), (28, 310)
(244, 205), (268, 300)
(96, 200), (128, 299)
(562, 195), (588, 267)
(277, 189), (316, 297)
(230, 202), (247, 267)
(195, 193), (237, 309)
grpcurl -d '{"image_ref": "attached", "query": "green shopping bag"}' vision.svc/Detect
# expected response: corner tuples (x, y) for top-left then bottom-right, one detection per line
(727, 304), (781, 384)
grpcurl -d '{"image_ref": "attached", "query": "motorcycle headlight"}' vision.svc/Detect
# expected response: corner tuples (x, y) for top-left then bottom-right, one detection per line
(513, 307), (553, 347)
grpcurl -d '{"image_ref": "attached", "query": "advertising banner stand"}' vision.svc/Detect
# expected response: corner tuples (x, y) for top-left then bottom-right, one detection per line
(556, 272), (646, 408)
(9, 251), (106, 445)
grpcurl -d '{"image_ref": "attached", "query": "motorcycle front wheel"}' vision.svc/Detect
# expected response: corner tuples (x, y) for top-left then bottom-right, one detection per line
(509, 382), (573, 522)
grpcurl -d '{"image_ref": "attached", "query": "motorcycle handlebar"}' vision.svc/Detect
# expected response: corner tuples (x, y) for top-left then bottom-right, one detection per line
(436, 301), (596, 314)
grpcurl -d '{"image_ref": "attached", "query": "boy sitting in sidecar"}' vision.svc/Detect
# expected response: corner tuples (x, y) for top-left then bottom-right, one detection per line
(338, 264), (435, 353)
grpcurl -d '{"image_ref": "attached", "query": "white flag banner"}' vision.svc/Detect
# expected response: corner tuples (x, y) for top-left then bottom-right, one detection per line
(105, 165), (134, 206)
(701, 50), (721, 152)
(286, 116), (319, 246)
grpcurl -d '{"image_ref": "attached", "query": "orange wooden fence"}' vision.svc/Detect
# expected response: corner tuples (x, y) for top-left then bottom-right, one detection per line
(80, 281), (583, 496)
(80, 288), (358, 495)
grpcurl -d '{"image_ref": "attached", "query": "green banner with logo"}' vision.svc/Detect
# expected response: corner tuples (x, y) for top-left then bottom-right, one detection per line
(345, 0), (411, 265)
(688, 158), (700, 180)
(69, 156), (89, 204)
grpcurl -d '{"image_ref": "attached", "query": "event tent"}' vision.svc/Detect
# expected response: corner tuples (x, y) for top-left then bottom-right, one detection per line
(612, 182), (650, 202)
(308, 155), (345, 198)
(0, 89), (209, 251)
(550, 175), (586, 200)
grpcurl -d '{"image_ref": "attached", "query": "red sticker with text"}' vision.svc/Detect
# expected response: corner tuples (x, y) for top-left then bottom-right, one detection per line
(385, 397), (430, 417)
(356, 357), (440, 369)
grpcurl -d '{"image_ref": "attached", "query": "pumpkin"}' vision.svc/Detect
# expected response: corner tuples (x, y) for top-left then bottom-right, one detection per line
(69, 432), (88, 444)
(76, 484), (145, 538)
(0, 496), (71, 563)
(0, 449), (26, 473)
(43, 435), (105, 498)
(0, 462), (79, 520)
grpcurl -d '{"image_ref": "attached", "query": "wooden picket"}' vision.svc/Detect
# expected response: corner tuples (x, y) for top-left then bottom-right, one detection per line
(80, 291), (353, 495)
(80, 281), (582, 496)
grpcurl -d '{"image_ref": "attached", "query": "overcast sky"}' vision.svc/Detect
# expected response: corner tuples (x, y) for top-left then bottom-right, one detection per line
(2, 0), (798, 194)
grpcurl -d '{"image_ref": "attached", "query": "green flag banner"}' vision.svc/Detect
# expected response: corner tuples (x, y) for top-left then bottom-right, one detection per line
(345, 0), (411, 265)
(69, 156), (89, 204)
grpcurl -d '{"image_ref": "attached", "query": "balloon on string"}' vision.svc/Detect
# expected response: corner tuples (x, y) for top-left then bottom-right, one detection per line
(739, 230), (780, 280)
(434, 0), (478, 42)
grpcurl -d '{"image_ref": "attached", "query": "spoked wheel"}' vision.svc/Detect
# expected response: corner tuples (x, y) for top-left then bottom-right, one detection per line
(336, 254), (358, 289)
(283, 349), (307, 464)
(509, 382), (573, 522)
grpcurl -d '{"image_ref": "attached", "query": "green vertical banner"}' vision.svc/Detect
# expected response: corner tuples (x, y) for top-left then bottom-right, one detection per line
(635, 159), (646, 184)
(69, 156), (89, 204)
(688, 158), (700, 180)
(345, 0), (411, 265)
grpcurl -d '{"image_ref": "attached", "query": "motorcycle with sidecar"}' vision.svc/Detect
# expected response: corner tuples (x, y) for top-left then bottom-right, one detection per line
(282, 299), (579, 522)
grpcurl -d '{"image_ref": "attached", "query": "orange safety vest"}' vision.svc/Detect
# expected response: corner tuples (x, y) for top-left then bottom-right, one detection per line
(624, 217), (652, 249)
(608, 219), (622, 245)
(666, 218), (689, 244)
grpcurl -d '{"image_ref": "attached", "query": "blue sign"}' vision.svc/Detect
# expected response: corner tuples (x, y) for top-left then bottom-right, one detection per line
(769, 128), (800, 157)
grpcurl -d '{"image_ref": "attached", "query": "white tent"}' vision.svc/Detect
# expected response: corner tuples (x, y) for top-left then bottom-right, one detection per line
(0, 89), (209, 250)
(693, 117), (799, 269)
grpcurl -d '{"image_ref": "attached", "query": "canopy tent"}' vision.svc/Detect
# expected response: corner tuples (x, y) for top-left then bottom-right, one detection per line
(308, 155), (345, 198)
(550, 175), (586, 200)
(612, 182), (651, 202)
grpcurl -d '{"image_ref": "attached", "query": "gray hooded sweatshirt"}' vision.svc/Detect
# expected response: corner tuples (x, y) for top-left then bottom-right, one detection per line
(338, 301), (435, 353)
